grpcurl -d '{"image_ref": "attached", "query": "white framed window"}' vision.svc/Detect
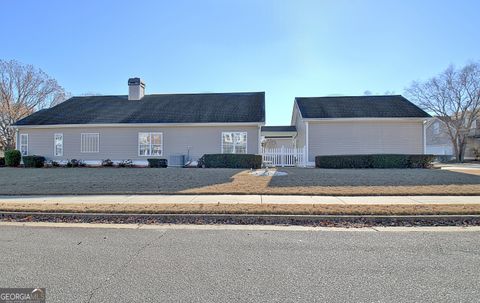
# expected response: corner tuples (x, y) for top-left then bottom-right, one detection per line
(221, 132), (247, 154)
(20, 134), (28, 156)
(54, 133), (63, 156)
(138, 132), (163, 156)
(81, 133), (99, 153)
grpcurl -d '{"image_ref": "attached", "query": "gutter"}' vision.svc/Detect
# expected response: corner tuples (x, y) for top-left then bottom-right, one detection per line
(12, 122), (265, 129)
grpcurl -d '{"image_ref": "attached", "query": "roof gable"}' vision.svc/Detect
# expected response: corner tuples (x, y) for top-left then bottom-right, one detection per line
(295, 95), (430, 119)
(15, 92), (265, 126)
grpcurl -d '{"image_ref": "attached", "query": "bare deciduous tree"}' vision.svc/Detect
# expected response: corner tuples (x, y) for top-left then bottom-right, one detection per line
(406, 63), (480, 162)
(0, 60), (67, 150)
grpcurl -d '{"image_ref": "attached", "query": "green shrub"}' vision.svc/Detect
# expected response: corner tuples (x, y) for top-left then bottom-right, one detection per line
(5, 150), (21, 167)
(315, 154), (435, 169)
(0, 157), (4, 167)
(147, 158), (168, 168)
(66, 159), (86, 167)
(370, 154), (408, 168)
(22, 155), (46, 168)
(408, 154), (436, 168)
(198, 154), (262, 169)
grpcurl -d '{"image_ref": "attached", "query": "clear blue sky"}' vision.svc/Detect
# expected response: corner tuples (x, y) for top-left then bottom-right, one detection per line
(2, 0), (479, 125)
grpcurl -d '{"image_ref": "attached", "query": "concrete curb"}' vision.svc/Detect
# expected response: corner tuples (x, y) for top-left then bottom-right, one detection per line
(1, 211), (480, 226)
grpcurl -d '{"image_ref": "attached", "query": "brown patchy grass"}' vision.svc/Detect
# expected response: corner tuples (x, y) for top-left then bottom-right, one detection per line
(1, 202), (480, 215)
(180, 170), (480, 195)
(0, 167), (479, 195)
(443, 169), (480, 176)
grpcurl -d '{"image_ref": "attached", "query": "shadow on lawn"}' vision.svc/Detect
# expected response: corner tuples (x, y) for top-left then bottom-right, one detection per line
(0, 167), (243, 195)
(267, 168), (480, 187)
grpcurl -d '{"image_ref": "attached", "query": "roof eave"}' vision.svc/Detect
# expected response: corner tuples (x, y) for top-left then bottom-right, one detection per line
(13, 122), (265, 129)
(302, 117), (431, 122)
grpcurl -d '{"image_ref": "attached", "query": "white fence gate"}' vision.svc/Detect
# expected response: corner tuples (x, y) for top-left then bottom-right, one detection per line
(261, 146), (307, 167)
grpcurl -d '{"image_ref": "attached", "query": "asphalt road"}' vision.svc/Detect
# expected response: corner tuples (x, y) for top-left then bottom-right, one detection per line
(0, 225), (479, 303)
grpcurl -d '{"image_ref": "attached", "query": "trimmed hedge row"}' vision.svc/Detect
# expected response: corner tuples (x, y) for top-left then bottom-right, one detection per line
(198, 154), (262, 169)
(147, 158), (168, 168)
(23, 155), (46, 168)
(5, 150), (21, 167)
(315, 154), (435, 169)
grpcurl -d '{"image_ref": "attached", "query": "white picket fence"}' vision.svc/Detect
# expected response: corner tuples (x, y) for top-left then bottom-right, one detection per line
(261, 146), (307, 167)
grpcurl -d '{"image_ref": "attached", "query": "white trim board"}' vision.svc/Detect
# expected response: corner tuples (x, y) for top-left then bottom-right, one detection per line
(302, 117), (429, 122)
(13, 122), (265, 129)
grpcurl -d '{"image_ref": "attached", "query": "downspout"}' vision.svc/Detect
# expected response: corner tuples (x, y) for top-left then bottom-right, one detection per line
(305, 121), (309, 164)
(15, 127), (19, 150)
(423, 120), (427, 154)
(258, 125), (262, 154)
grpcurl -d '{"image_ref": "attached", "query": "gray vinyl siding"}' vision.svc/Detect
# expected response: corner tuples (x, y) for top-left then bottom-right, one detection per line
(307, 120), (424, 162)
(18, 125), (260, 162)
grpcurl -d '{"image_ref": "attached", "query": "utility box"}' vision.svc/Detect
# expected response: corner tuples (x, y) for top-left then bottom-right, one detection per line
(169, 155), (185, 167)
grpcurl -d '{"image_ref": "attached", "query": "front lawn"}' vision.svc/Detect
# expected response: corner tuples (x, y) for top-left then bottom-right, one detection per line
(0, 167), (479, 195)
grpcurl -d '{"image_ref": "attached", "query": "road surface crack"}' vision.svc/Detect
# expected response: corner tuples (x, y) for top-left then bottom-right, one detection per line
(85, 230), (167, 303)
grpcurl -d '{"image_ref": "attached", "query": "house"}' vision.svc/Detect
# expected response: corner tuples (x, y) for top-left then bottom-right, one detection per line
(261, 95), (431, 166)
(426, 116), (480, 159)
(13, 79), (430, 167)
(13, 78), (265, 166)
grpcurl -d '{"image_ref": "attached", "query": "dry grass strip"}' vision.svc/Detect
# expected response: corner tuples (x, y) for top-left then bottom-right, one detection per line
(1, 203), (480, 215)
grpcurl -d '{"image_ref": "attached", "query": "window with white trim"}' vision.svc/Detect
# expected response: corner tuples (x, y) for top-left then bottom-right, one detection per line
(138, 132), (163, 156)
(81, 133), (99, 153)
(54, 133), (63, 156)
(221, 132), (247, 154)
(20, 134), (28, 156)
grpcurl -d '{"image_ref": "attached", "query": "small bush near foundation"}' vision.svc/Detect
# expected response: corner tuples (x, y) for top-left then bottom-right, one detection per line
(5, 150), (21, 167)
(102, 159), (114, 167)
(118, 159), (134, 168)
(0, 157), (4, 167)
(147, 158), (168, 168)
(315, 154), (435, 169)
(44, 160), (60, 168)
(198, 154), (262, 169)
(22, 155), (46, 168)
(66, 159), (86, 167)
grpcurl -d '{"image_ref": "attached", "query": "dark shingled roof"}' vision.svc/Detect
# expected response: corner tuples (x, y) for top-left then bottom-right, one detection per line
(15, 92), (265, 125)
(295, 95), (430, 119)
(261, 126), (297, 132)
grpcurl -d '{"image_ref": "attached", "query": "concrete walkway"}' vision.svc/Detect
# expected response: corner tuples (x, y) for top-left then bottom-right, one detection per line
(0, 195), (479, 205)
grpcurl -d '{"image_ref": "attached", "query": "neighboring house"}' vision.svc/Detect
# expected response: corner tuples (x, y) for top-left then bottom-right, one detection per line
(13, 78), (265, 166)
(262, 95), (431, 166)
(426, 117), (480, 159)
(425, 118), (454, 156)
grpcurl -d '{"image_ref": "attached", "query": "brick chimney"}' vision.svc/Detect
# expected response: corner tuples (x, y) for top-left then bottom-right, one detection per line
(128, 77), (145, 100)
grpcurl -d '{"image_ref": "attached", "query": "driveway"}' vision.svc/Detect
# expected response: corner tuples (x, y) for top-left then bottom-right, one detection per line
(0, 167), (479, 195)
(0, 224), (479, 302)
